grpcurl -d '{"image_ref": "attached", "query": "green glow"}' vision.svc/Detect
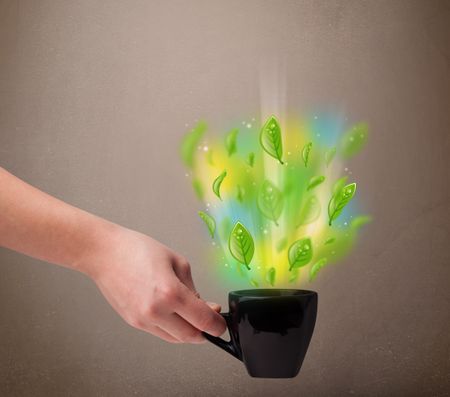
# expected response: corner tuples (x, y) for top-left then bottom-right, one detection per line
(181, 114), (371, 288)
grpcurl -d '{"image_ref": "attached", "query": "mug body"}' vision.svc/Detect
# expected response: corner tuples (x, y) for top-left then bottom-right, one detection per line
(228, 289), (318, 378)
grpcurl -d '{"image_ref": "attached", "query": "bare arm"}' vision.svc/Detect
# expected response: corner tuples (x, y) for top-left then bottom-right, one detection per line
(0, 167), (225, 343)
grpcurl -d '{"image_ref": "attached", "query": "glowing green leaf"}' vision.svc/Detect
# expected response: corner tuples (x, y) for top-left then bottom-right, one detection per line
(192, 179), (204, 200)
(297, 196), (321, 227)
(266, 267), (276, 286)
(325, 147), (336, 167)
(332, 176), (348, 195)
(302, 142), (312, 167)
(225, 129), (239, 156)
(228, 222), (254, 269)
(340, 122), (368, 158)
(250, 279), (259, 287)
(180, 121), (206, 168)
(212, 170), (227, 200)
(198, 211), (215, 238)
(309, 258), (327, 282)
(247, 152), (255, 167)
(307, 175), (325, 191)
(276, 237), (288, 252)
(351, 215), (372, 230)
(257, 180), (284, 226)
(328, 183), (357, 226)
(236, 185), (245, 203)
(260, 115), (283, 164)
(289, 268), (299, 283)
(288, 237), (313, 270)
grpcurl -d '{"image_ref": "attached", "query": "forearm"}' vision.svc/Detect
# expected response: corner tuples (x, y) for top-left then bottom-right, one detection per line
(0, 167), (119, 276)
(0, 167), (226, 342)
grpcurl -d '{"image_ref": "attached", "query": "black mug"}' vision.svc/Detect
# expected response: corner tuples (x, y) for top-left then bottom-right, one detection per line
(203, 289), (318, 378)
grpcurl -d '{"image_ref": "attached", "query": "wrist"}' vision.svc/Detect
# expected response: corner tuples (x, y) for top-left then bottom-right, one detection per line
(71, 216), (126, 280)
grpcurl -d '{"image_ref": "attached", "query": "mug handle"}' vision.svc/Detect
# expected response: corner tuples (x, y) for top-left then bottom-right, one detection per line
(202, 313), (241, 361)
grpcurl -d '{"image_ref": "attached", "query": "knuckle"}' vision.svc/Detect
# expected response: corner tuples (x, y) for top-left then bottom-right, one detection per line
(127, 316), (144, 330)
(164, 338), (180, 344)
(178, 259), (191, 275)
(146, 302), (160, 318)
(158, 285), (180, 305)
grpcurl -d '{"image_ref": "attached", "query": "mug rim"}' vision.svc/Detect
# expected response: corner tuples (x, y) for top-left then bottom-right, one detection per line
(230, 289), (317, 298)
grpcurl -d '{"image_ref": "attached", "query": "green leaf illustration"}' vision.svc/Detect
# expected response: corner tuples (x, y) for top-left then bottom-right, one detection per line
(180, 121), (207, 168)
(212, 170), (227, 200)
(250, 279), (259, 287)
(198, 211), (215, 238)
(351, 215), (372, 230)
(260, 115), (284, 164)
(307, 175), (325, 191)
(332, 176), (348, 195)
(225, 128), (239, 156)
(324, 237), (335, 245)
(328, 183), (357, 226)
(236, 185), (245, 203)
(266, 267), (276, 286)
(228, 221), (255, 269)
(247, 152), (255, 167)
(289, 268), (299, 283)
(340, 122), (368, 158)
(192, 179), (204, 200)
(296, 196), (321, 227)
(288, 237), (313, 270)
(325, 147), (336, 167)
(257, 180), (284, 226)
(276, 237), (288, 252)
(309, 258), (327, 282)
(302, 142), (312, 167)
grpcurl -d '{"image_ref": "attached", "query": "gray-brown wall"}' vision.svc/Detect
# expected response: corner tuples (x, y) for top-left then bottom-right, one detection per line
(1, 1), (449, 396)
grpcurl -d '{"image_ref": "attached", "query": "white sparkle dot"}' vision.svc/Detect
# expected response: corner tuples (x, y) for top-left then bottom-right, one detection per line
(246, 123), (252, 128)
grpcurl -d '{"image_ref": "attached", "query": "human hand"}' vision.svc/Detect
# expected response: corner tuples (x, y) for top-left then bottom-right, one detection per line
(79, 226), (226, 343)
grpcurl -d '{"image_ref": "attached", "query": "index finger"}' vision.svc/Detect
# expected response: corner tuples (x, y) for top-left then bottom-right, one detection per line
(174, 283), (226, 337)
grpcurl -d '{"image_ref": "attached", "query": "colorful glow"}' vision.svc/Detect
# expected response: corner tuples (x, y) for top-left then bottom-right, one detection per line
(181, 113), (371, 288)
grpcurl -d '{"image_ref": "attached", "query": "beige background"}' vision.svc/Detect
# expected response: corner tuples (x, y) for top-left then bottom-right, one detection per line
(1, 0), (449, 396)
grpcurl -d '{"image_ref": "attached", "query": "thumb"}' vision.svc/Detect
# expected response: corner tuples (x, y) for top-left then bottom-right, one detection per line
(206, 301), (221, 313)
